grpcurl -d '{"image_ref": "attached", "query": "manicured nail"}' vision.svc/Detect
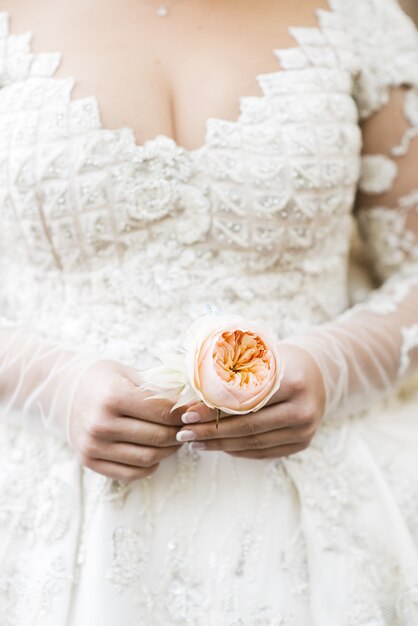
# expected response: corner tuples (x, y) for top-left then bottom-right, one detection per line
(181, 411), (201, 424)
(191, 442), (206, 451)
(176, 430), (197, 443)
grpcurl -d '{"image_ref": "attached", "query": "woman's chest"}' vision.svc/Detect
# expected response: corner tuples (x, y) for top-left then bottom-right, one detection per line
(0, 1), (362, 275)
(0, 0), (330, 151)
(0, 76), (361, 276)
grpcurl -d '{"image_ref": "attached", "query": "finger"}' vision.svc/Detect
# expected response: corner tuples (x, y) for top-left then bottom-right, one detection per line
(191, 427), (306, 452)
(126, 365), (217, 425)
(264, 378), (295, 405)
(114, 379), (190, 426)
(117, 386), (186, 426)
(226, 442), (306, 460)
(265, 343), (321, 405)
(180, 401), (218, 425)
(96, 443), (179, 468)
(85, 458), (159, 482)
(111, 415), (181, 447)
(180, 379), (296, 427)
(176, 401), (298, 442)
(180, 376), (300, 426)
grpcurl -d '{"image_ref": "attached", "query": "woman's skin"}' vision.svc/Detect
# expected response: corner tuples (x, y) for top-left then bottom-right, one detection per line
(2, 0), (327, 150)
(2, 0), (332, 480)
(400, 0), (418, 26)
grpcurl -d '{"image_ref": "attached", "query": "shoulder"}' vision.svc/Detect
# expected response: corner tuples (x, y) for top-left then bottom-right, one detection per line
(332, 0), (418, 118)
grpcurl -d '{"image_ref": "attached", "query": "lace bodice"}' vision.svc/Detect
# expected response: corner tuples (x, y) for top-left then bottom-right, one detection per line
(0, 4), (385, 358)
(0, 0), (418, 429)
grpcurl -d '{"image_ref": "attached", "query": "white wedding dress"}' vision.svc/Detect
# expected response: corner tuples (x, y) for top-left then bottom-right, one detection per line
(1, 0), (418, 624)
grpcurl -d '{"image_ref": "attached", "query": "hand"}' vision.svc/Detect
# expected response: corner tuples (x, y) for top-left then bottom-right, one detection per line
(69, 359), (211, 481)
(175, 344), (326, 459)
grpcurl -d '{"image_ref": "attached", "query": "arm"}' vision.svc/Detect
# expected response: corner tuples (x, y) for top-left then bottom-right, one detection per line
(0, 320), (208, 479)
(283, 87), (418, 418)
(0, 321), (99, 441)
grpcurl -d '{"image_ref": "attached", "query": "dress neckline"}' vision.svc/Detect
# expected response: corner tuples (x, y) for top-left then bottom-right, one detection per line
(0, 3), (334, 156)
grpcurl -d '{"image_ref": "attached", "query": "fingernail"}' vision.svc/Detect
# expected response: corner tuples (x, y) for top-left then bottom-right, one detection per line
(181, 411), (201, 424)
(176, 430), (197, 443)
(191, 442), (206, 451)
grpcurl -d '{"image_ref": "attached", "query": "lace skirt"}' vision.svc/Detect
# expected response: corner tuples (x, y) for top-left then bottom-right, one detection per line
(0, 388), (418, 626)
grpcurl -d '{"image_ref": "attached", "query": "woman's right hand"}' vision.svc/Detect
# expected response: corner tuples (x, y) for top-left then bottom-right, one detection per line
(68, 359), (207, 482)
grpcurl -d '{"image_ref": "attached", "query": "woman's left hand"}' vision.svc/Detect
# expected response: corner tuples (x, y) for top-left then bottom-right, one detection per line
(176, 344), (326, 459)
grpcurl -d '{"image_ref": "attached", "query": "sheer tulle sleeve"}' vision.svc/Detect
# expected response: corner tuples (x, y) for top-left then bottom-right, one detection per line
(284, 93), (418, 418)
(0, 320), (99, 441)
(283, 2), (418, 418)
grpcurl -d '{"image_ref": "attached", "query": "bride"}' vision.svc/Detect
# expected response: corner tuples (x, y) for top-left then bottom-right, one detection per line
(0, 0), (418, 623)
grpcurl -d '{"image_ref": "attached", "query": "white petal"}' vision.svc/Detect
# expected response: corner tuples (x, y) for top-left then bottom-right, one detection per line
(170, 385), (200, 411)
(140, 363), (187, 391)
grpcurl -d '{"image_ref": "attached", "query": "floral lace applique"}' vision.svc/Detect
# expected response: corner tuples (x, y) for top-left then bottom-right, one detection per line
(0, 426), (73, 544)
(393, 86), (418, 157)
(107, 526), (149, 593)
(400, 324), (418, 376)
(0, 557), (68, 625)
(359, 155), (398, 195)
(357, 205), (418, 282)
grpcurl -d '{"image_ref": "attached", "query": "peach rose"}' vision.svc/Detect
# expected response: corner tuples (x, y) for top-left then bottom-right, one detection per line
(140, 313), (284, 418)
(183, 314), (283, 414)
